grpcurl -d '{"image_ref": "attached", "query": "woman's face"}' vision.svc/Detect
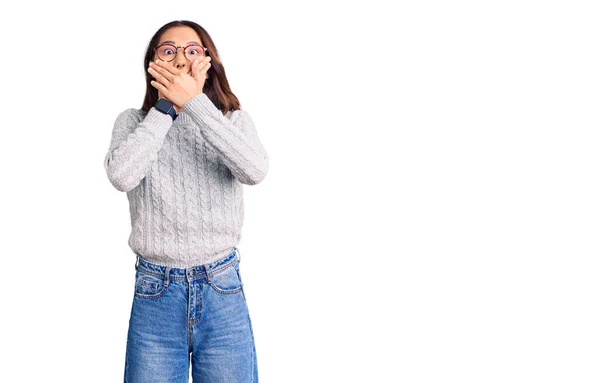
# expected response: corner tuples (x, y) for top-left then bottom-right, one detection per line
(153, 26), (205, 75)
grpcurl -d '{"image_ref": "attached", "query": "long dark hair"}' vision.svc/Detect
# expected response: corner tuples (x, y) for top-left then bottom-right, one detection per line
(140, 20), (241, 115)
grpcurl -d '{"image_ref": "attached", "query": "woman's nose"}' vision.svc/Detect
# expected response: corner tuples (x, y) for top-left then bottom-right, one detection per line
(174, 49), (188, 66)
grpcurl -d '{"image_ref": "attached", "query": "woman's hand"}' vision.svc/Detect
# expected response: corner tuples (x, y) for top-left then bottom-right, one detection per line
(149, 56), (212, 110)
(157, 90), (183, 113)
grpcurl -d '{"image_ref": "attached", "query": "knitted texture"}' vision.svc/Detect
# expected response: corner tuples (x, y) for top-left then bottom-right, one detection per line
(104, 93), (269, 268)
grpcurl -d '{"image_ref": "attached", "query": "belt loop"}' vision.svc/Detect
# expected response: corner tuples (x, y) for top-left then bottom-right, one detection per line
(135, 255), (139, 270)
(203, 263), (212, 283)
(237, 247), (241, 263)
(164, 266), (171, 286)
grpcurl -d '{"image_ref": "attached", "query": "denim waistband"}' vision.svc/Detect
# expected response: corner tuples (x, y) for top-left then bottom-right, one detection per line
(135, 247), (239, 283)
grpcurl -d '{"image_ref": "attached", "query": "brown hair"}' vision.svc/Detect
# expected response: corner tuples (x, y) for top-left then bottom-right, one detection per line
(140, 20), (241, 115)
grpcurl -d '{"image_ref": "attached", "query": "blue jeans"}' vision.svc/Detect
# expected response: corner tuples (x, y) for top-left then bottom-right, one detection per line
(124, 247), (258, 382)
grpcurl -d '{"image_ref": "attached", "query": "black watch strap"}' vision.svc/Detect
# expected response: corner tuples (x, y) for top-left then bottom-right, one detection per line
(155, 98), (178, 121)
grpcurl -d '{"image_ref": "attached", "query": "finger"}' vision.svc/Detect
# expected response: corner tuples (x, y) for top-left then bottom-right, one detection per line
(201, 56), (212, 72)
(193, 57), (209, 75)
(192, 58), (202, 79)
(150, 61), (175, 82)
(154, 59), (180, 77)
(198, 59), (211, 77)
(149, 63), (173, 83)
(192, 56), (209, 74)
(148, 65), (172, 86)
(150, 80), (168, 96)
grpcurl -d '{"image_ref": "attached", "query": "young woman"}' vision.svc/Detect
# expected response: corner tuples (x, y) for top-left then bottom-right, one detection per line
(103, 20), (268, 382)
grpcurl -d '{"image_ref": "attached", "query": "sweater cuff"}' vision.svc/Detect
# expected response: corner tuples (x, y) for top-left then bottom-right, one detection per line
(182, 93), (220, 122)
(144, 107), (173, 138)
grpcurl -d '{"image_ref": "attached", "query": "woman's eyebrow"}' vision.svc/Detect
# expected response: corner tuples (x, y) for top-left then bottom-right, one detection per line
(160, 40), (202, 45)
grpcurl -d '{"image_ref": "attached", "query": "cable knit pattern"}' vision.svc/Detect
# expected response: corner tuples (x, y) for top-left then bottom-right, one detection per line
(104, 93), (269, 268)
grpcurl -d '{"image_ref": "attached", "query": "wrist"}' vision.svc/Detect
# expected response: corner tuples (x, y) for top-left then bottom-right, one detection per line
(154, 98), (178, 121)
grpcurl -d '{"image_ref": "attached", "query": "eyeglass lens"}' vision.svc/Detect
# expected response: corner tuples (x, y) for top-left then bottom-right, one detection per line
(156, 44), (205, 61)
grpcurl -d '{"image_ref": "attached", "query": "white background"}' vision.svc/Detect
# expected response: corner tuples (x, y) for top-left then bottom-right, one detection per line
(1, 0), (599, 382)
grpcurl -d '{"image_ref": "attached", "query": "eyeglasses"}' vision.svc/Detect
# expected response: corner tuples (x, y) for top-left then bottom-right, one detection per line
(154, 43), (208, 62)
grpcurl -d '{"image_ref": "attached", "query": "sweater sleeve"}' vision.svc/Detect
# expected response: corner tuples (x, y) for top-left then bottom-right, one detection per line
(103, 107), (173, 192)
(182, 93), (269, 185)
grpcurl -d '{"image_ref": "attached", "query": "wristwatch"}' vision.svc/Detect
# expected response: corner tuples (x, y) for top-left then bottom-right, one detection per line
(154, 98), (178, 121)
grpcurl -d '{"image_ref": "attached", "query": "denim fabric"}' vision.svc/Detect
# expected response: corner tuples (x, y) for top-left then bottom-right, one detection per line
(123, 247), (258, 382)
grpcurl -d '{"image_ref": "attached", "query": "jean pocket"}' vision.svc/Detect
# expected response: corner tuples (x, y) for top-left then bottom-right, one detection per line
(134, 270), (169, 300)
(208, 261), (243, 295)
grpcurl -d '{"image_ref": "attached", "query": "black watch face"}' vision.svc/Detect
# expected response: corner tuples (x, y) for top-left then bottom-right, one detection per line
(156, 99), (173, 113)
